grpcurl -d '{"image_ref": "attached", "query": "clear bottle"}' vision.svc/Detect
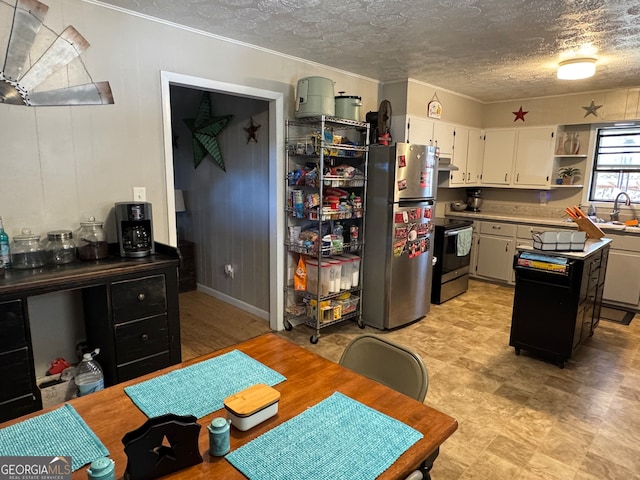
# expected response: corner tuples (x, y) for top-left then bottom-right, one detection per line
(0, 216), (9, 269)
(76, 217), (109, 261)
(75, 348), (104, 397)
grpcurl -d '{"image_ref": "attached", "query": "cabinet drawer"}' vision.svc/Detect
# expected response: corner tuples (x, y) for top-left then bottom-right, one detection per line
(117, 351), (172, 383)
(111, 275), (167, 322)
(114, 314), (169, 364)
(516, 224), (571, 239)
(480, 222), (517, 237)
(0, 348), (33, 403)
(0, 394), (40, 424)
(0, 300), (26, 351)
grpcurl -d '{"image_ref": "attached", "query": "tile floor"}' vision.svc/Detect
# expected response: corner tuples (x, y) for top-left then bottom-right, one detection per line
(278, 280), (640, 480)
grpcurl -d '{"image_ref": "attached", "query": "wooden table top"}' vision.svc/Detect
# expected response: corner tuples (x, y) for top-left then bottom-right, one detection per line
(2, 333), (458, 479)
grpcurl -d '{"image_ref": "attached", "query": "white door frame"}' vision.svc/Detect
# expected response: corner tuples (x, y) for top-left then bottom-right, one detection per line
(159, 71), (285, 331)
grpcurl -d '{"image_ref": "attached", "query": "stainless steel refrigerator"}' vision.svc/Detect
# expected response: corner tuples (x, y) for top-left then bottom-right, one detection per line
(362, 143), (437, 329)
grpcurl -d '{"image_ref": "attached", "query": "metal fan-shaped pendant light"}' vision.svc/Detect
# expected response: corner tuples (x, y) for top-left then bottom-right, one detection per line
(0, 0), (113, 106)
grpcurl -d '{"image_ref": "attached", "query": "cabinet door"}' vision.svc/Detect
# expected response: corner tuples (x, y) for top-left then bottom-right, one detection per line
(602, 250), (640, 306)
(433, 122), (455, 157)
(392, 115), (434, 145)
(513, 127), (555, 186)
(449, 126), (468, 185)
(466, 128), (483, 185)
(481, 129), (516, 185)
(475, 235), (514, 282)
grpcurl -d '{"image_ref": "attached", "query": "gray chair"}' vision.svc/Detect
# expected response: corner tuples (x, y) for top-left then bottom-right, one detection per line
(339, 334), (438, 480)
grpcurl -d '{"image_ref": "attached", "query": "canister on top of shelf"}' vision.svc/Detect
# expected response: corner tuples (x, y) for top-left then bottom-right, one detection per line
(76, 217), (109, 260)
(295, 77), (335, 118)
(335, 92), (362, 121)
(10, 228), (46, 269)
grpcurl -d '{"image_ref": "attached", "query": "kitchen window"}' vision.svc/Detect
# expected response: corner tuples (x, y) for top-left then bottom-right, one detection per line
(590, 126), (640, 203)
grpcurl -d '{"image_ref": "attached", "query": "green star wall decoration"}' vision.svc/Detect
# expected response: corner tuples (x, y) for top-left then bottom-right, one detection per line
(184, 93), (232, 170)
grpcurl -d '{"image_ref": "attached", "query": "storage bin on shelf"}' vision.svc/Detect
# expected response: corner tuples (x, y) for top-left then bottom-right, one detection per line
(337, 253), (361, 288)
(307, 299), (342, 323)
(336, 293), (359, 315)
(305, 258), (331, 296)
(325, 258), (343, 294)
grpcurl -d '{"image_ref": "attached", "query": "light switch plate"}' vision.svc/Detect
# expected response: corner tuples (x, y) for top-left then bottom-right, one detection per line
(133, 187), (146, 201)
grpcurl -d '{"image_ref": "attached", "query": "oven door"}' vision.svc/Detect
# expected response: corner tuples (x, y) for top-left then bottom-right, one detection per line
(441, 226), (472, 280)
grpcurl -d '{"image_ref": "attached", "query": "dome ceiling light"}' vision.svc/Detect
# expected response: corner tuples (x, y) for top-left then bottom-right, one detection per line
(0, 0), (113, 107)
(557, 57), (597, 81)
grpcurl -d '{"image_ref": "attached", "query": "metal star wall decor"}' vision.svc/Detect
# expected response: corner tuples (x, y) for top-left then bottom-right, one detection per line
(582, 99), (603, 117)
(243, 117), (261, 143)
(183, 93), (232, 170)
(0, 0), (113, 106)
(512, 106), (528, 122)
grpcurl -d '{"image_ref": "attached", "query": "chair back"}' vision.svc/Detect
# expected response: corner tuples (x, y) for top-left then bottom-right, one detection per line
(339, 334), (428, 401)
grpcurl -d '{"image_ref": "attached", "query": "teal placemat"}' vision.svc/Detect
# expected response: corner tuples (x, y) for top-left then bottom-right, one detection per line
(0, 403), (109, 471)
(124, 349), (286, 418)
(226, 392), (423, 480)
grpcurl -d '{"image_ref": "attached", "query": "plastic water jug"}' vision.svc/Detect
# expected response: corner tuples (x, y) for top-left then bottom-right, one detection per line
(75, 349), (104, 397)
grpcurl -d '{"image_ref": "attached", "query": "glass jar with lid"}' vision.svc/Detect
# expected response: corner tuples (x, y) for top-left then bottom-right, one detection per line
(44, 230), (77, 265)
(76, 217), (108, 260)
(10, 228), (46, 269)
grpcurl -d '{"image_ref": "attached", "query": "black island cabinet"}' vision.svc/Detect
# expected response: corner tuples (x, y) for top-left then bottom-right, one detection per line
(509, 238), (611, 368)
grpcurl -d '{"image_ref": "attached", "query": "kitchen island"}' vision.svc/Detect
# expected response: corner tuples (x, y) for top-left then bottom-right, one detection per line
(510, 238), (611, 367)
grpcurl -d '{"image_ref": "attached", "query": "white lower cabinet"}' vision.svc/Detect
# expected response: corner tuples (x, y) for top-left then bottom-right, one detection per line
(602, 233), (640, 307)
(474, 222), (517, 283)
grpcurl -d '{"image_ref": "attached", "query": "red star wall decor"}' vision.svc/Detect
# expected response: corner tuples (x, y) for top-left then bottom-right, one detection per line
(512, 106), (528, 122)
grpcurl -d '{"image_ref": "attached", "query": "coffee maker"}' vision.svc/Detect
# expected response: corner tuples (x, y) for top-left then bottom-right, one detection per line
(115, 202), (155, 258)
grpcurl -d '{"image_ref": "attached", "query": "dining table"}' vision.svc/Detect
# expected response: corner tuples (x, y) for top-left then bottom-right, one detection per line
(0, 333), (458, 479)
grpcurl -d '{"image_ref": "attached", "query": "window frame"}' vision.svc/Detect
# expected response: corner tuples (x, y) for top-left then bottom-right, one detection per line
(589, 126), (640, 204)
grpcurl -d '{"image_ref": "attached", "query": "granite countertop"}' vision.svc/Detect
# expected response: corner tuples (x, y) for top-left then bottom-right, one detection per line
(446, 210), (640, 235)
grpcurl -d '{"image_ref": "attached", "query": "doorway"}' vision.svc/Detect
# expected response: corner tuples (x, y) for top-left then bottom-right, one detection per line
(160, 72), (285, 332)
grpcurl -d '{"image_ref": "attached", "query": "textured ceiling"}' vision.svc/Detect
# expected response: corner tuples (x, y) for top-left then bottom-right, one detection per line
(94, 0), (640, 103)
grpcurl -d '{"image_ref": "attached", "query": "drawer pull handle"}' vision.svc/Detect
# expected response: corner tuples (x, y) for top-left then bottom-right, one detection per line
(141, 334), (149, 342)
(137, 293), (146, 301)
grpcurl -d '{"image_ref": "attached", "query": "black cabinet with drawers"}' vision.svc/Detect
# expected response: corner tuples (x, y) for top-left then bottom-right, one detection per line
(0, 244), (180, 422)
(510, 241), (610, 368)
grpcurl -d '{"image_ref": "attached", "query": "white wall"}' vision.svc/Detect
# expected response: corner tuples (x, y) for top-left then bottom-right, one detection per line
(0, 0), (380, 244)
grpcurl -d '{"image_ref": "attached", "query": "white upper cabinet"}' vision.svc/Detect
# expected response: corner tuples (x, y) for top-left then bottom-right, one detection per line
(481, 129), (517, 185)
(433, 122), (456, 158)
(480, 126), (555, 188)
(391, 115), (433, 145)
(513, 127), (555, 187)
(440, 126), (483, 187)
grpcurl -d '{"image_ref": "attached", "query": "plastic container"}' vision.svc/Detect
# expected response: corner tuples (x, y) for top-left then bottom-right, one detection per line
(75, 349), (104, 397)
(9, 228), (46, 269)
(337, 294), (359, 315)
(336, 255), (354, 290)
(76, 217), (109, 261)
(325, 258), (343, 293)
(224, 384), (280, 431)
(305, 258), (331, 296)
(341, 253), (361, 287)
(44, 230), (76, 265)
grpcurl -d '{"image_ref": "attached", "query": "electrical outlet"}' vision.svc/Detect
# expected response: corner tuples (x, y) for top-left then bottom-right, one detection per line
(133, 187), (146, 201)
(539, 191), (547, 205)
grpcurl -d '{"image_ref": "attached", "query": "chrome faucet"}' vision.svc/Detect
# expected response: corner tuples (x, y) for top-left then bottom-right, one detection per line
(610, 191), (631, 221)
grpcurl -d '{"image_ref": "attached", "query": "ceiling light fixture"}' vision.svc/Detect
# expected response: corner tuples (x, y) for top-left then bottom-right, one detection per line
(557, 57), (597, 80)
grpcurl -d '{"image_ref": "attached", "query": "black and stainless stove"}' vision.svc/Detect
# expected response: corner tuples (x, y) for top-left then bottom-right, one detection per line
(431, 217), (474, 304)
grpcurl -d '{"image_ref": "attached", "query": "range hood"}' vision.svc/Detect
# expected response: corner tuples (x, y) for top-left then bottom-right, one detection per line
(437, 156), (459, 171)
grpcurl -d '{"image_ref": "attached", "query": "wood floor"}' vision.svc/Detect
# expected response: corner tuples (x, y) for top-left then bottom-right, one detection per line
(180, 282), (640, 480)
(179, 290), (271, 362)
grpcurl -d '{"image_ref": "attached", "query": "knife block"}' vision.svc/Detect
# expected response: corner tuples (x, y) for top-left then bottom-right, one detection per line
(572, 217), (605, 239)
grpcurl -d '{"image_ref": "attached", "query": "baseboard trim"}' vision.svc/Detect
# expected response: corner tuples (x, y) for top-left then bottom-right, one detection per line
(195, 284), (269, 321)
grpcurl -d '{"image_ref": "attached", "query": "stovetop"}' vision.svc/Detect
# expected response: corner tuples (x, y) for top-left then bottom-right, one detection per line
(434, 217), (474, 230)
